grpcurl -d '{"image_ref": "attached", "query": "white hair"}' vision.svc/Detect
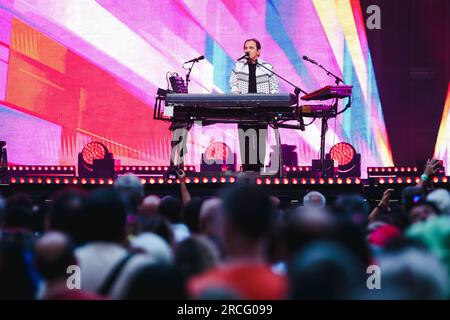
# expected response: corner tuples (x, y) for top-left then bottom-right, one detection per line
(303, 191), (326, 208)
(427, 188), (450, 215)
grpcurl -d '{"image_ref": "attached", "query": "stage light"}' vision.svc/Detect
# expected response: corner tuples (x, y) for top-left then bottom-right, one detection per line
(229, 177), (236, 183)
(292, 178), (298, 184)
(201, 142), (235, 172)
(78, 142), (117, 178)
(328, 142), (361, 178)
(256, 178), (262, 185)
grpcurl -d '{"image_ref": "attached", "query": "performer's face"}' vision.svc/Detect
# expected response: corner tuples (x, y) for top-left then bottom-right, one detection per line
(244, 40), (260, 62)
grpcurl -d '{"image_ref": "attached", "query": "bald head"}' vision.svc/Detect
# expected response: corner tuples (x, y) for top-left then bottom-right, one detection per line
(199, 198), (224, 237)
(138, 195), (161, 218)
(35, 232), (76, 280)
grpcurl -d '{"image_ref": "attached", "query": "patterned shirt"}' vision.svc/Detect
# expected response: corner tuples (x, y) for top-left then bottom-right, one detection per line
(229, 59), (279, 94)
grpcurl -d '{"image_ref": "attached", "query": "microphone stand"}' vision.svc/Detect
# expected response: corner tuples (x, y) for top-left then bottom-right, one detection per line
(183, 61), (198, 93)
(253, 59), (308, 131)
(310, 60), (344, 85)
(305, 58), (346, 178)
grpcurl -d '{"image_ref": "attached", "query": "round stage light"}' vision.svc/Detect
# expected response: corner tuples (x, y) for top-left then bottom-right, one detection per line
(329, 142), (356, 166)
(204, 142), (231, 162)
(81, 142), (109, 166)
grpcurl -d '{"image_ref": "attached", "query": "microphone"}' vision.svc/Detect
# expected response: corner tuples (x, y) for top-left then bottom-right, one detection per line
(237, 52), (250, 61)
(184, 55), (204, 64)
(303, 55), (318, 65)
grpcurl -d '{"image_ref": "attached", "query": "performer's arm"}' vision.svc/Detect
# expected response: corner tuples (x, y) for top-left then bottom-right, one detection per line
(265, 63), (279, 94)
(230, 68), (240, 94)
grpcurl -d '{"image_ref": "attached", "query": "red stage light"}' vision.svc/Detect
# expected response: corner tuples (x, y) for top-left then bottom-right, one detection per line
(28, 178), (34, 183)
(149, 178), (155, 184)
(310, 178), (316, 184)
(46, 178), (52, 184)
(90, 178), (96, 184)
(355, 178), (361, 184)
(164, 166), (169, 171)
(229, 177), (236, 183)
(346, 178), (352, 184)
(319, 178), (325, 184)
(397, 177), (403, 183)
(328, 178), (334, 184)
(265, 178), (271, 185)
(18, 166), (23, 171)
(211, 177), (218, 183)
(337, 178), (343, 184)
(285, 166), (291, 172)
(204, 142), (231, 162)
(301, 178), (307, 184)
(19, 178), (25, 184)
(81, 142), (108, 166)
(107, 179), (114, 185)
(220, 177), (226, 183)
(167, 179), (173, 184)
(72, 178), (78, 184)
(202, 177), (209, 183)
(283, 178), (289, 185)
(379, 178), (385, 184)
(406, 177), (412, 184)
(81, 178), (87, 184)
(415, 177), (421, 183)
(158, 178), (164, 184)
(274, 178), (280, 185)
(37, 178), (43, 184)
(193, 177), (200, 184)
(442, 177), (448, 183)
(292, 178), (298, 185)
(256, 178), (262, 185)
(185, 178), (191, 184)
(433, 177), (439, 183)
(10, 177), (16, 183)
(329, 142), (355, 166)
(388, 178), (394, 184)
(63, 178), (69, 184)
(54, 178), (61, 184)
(140, 178), (146, 184)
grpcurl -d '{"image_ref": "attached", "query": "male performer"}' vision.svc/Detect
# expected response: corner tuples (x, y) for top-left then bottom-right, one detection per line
(229, 38), (279, 172)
